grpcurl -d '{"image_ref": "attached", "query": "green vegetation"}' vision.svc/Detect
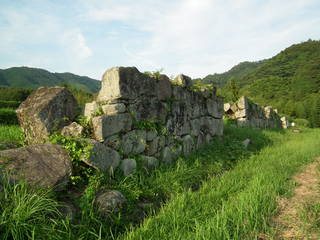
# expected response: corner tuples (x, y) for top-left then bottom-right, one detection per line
(198, 40), (320, 127)
(121, 128), (320, 240)
(2, 122), (320, 239)
(0, 125), (25, 150)
(0, 67), (100, 93)
(196, 61), (264, 87)
(0, 108), (18, 125)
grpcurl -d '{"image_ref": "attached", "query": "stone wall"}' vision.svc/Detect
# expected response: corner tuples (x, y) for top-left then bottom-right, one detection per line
(84, 67), (224, 175)
(224, 96), (282, 129)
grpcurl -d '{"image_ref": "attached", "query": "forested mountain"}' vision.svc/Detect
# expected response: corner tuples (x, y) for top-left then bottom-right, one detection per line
(198, 61), (265, 87)
(0, 67), (100, 93)
(198, 40), (320, 127)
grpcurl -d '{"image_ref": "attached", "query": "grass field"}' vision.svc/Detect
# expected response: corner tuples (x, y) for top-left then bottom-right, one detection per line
(0, 125), (24, 149)
(1, 124), (320, 240)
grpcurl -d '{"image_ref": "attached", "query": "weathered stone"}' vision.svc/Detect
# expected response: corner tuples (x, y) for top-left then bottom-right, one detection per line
(101, 103), (126, 115)
(157, 75), (172, 100)
(0, 144), (72, 191)
(16, 87), (78, 144)
(120, 158), (137, 176)
(121, 130), (146, 155)
(80, 139), (120, 172)
(61, 122), (84, 138)
(146, 138), (158, 156)
(236, 96), (249, 110)
(190, 119), (200, 136)
(141, 156), (159, 169)
(104, 134), (121, 150)
(128, 100), (168, 122)
(84, 101), (99, 119)
(182, 135), (195, 156)
(173, 74), (193, 88)
(280, 117), (289, 129)
(224, 103), (231, 112)
(207, 97), (224, 119)
(228, 96), (282, 129)
(161, 147), (174, 164)
(242, 139), (251, 149)
(200, 117), (223, 136)
(205, 134), (212, 144)
(95, 190), (127, 217)
(92, 113), (132, 141)
(146, 130), (158, 141)
(197, 132), (206, 148)
(97, 67), (157, 101)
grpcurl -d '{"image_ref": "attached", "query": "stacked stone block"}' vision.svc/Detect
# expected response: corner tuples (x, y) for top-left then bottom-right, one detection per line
(224, 96), (282, 129)
(84, 67), (224, 175)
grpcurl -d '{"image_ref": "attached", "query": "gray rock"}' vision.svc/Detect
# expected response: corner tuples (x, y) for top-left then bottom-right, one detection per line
(201, 117), (223, 136)
(121, 130), (146, 155)
(104, 134), (121, 150)
(120, 158), (137, 176)
(242, 139), (251, 149)
(61, 122), (84, 138)
(141, 155), (159, 170)
(128, 99), (168, 122)
(16, 87), (78, 144)
(95, 190), (127, 217)
(182, 135), (194, 156)
(80, 139), (120, 173)
(205, 134), (212, 144)
(92, 113), (132, 141)
(157, 74), (172, 100)
(172, 85), (188, 100)
(101, 103), (126, 115)
(293, 129), (301, 133)
(207, 97), (224, 119)
(161, 147), (174, 164)
(146, 130), (158, 141)
(190, 119), (200, 137)
(0, 144), (72, 191)
(84, 101), (99, 119)
(173, 74), (193, 88)
(97, 67), (157, 101)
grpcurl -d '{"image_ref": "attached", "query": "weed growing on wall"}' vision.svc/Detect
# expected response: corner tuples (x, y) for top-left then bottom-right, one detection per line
(50, 134), (95, 185)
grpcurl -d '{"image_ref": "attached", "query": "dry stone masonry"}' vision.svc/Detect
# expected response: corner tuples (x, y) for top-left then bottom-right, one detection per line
(224, 96), (282, 128)
(84, 66), (224, 175)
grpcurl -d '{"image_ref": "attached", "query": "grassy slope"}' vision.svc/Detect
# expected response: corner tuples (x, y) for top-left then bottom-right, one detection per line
(120, 128), (320, 240)
(1, 124), (320, 239)
(0, 67), (100, 93)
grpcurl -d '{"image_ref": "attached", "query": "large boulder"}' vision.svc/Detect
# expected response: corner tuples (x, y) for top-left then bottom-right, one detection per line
(156, 74), (172, 100)
(97, 67), (157, 101)
(16, 87), (78, 144)
(0, 144), (72, 191)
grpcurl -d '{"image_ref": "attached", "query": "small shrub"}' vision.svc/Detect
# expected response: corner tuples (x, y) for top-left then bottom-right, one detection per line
(294, 118), (310, 128)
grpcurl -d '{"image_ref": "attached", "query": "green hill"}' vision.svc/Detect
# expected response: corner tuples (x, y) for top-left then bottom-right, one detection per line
(198, 40), (320, 127)
(197, 61), (265, 87)
(0, 67), (100, 93)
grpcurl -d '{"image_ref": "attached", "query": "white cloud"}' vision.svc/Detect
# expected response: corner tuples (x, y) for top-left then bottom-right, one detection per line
(60, 29), (92, 60)
(83, 0), (320, 78)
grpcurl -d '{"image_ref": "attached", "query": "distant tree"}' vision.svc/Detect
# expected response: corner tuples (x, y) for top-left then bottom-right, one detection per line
(226, 77), (240, 102)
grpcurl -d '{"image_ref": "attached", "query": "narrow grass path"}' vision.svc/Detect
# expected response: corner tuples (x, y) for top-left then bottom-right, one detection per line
(120, 129), (320, 240)
(269, 159), (320, 240)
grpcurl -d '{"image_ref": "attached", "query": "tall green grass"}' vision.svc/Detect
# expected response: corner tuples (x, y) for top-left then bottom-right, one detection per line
(120, 129), (320, 240)
(0, 108), (18, 125)
(1, 125), (319, 240)
(0, 125), (24, 149)
(0, 174), (62, 240)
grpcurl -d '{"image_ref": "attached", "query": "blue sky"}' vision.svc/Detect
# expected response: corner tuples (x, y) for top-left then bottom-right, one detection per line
(1, 0), (320, 80)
